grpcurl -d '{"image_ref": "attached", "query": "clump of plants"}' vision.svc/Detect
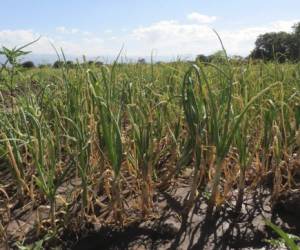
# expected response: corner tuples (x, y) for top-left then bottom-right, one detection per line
(0, 40), (300, 249)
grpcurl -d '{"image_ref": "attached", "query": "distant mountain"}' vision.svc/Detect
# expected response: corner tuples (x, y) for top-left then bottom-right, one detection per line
(0, 53), (195, 65)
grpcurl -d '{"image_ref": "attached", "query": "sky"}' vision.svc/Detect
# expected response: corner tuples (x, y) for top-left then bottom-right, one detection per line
(0, 0), (300, 61)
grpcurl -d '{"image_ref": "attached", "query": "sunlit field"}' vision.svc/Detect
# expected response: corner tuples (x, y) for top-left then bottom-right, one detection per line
(1, 42), (300, 249)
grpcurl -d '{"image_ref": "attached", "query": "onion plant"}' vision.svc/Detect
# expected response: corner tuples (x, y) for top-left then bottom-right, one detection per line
(0, 113), (30, 199)
(88, 67), (123, 223)
(1, 39), (300, 248)
(127, 104), (155, 215)
(182, 57), (280, 215)
(181, 65), (207, 213)
(26, 110), (73, 228)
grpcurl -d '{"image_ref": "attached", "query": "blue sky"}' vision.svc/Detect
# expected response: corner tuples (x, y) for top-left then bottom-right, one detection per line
(1, 0), (300, 60)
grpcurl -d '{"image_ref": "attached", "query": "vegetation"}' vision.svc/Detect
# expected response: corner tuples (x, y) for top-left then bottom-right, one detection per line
(52, 60), (62, 68)
(250, 22), (300, 62)
(196, 50), (227, 63)
(265, 220), (300, 250)
(1, 32), (300, 248)
(196, 22), (300, 64)
(21, 61), (35, 69)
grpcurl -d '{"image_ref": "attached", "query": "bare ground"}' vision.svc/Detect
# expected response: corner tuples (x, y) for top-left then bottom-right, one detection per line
(1, 167), (300, 250)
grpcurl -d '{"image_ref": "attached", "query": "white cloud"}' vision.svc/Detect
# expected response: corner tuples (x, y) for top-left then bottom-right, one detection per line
(218, 20), (300, 55)
(56, 26), (80, 34)
(83, 31), (91, 36)
(0, 18), (299, 59)
(187, 12), (217, 23)
(129, 20), (216, 55)
(129, 19), (300, 56)
(71, 28), (79, 34)
(56, 26), (66, 33)
(131, 20), (213, 42)
(104, 29), (113, 34)
(271, 20), (299, 32)
(0, 29), (51, 53)
(0, 29), (109, 56)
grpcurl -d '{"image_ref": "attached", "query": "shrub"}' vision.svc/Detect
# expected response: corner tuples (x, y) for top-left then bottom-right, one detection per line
(21, 61), (35, 68)
(66, 60), (74, 66)
(53, 60), (63, 68)
(138, 58), (146, 64)
(196, 54), (209, 63)
(95, 61), (103, 67)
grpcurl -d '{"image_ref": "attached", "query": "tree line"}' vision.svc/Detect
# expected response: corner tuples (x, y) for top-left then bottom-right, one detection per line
(19, 60), (104, 69)
(250, 22), (300, 62)
(197, 22), (300, 63)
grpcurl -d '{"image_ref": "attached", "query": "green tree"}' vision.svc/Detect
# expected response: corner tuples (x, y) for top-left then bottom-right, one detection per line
(21, 61), (35, 68)
(138, 58), (146, 64)
(196, 54), (209, 63)
(250, 32), (293, 62)
(208, 50), (227, 63)
(292, 22), (300, 60)
(250, 22), (300, 62)
(53, 60), (63, 68)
